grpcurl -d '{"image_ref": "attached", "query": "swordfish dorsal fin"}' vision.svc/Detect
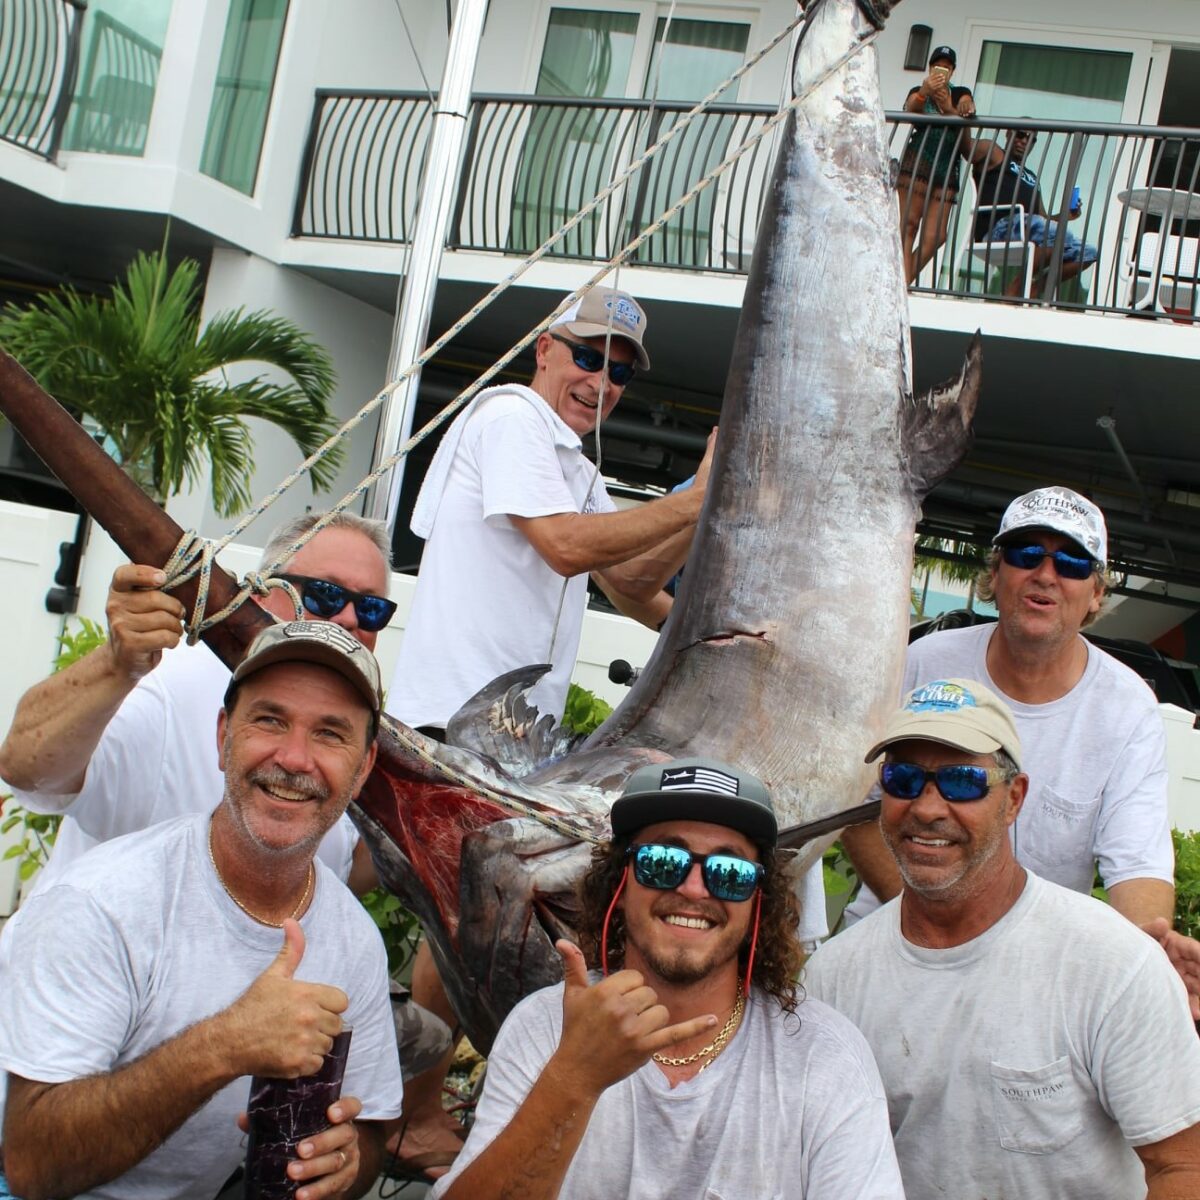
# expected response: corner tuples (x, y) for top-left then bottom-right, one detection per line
(902, 332), (983, 498)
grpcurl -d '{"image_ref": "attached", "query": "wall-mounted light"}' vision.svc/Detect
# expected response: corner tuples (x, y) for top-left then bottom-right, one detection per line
(904, 24), (933, 72)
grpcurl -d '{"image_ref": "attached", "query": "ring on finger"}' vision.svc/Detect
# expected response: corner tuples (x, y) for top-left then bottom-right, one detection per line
(337, 1149), (347, 1170)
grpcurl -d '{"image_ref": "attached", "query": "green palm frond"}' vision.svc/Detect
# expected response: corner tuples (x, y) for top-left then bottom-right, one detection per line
(915, 535), (988, 588)
(0, 250), (341, 516)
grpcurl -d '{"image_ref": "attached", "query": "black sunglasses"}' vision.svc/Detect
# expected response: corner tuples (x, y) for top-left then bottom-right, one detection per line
(277, 574), (397, 632)
(880, 762), (1015, 803)
(549, 332), (637, 387)
(1000, 544), (1095, 581)
(1014, 130), (1037, 143)
(628, 843), (763, 902)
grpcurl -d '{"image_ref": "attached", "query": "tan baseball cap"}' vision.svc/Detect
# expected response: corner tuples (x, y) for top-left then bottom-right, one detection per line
(865, 679), (1022, 768)
(549, 287), (650, 370)
(226, 620), (383, 721)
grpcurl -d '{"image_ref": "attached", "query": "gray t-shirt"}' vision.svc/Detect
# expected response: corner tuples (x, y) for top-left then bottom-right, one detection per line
(0, 814), (403, 1200)
(432, 982), (904, 1199)
(807, 872), (1200, 1200)
(846, 623), (1172, 924)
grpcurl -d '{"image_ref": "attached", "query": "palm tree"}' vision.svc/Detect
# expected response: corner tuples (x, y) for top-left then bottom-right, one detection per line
(0, 249), (344, 516)
(914, 534), (989, 615)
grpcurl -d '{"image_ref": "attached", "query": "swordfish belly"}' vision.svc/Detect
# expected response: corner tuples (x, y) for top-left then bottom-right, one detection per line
(566, 0), (980, 840)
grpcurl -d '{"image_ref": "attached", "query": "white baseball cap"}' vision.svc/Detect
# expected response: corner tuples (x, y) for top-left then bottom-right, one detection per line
(993, 486), (1107, 568)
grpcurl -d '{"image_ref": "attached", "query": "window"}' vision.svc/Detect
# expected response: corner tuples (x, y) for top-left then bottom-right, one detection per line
(200, 0), (289, 195)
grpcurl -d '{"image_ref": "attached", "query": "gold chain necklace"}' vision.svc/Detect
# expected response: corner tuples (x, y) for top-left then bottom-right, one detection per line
(652, 988), (745, 1072)
(207, 821), (314, 928)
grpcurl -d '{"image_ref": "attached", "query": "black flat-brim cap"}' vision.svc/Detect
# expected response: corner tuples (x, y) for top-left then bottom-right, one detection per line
(610, 757), (777, 846)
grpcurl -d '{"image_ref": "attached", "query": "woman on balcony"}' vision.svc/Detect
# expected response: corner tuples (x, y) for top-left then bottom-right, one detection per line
(896, 46), (976, 284)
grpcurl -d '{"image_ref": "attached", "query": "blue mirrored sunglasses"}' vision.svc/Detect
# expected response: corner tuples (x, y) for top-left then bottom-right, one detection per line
(880, 762), (1015, 803)
(628, 843), (763, 902)
(278, 574), (398, 633)
(549, 332), (637, 386)
(1000, 543), (1095, 580)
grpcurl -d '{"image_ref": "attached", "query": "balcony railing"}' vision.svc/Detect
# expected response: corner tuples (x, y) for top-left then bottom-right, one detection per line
(63, 10), (161, 156)
(0, 0), (86, 159)
(291, 92), (1199, 323)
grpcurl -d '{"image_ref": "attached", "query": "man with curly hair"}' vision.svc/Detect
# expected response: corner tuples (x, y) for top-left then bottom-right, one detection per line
(431, 758), (904, 1200)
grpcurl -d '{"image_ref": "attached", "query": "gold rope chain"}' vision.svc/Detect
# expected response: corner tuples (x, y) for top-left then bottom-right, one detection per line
(652, 988), (745, 1072)
(207, 820), (315, 928)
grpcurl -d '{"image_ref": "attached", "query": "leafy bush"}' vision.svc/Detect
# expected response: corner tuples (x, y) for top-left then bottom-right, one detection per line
(1, 618), (109, 881)
(1174, 828), (1200, 941)
(563, 683), (613, 735)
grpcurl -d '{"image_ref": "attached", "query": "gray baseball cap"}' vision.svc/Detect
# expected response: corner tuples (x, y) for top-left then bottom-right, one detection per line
(610, 757), (777, 846)
(226, 620), (383, 721)
(993, 485), (1107, 569)
(865, 679), (1022, 769)
(549, 286), (650, 370)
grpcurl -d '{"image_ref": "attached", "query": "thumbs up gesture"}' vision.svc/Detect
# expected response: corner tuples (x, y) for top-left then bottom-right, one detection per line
(551, 940), (719, 1096)
(222, 919), (349, 1078)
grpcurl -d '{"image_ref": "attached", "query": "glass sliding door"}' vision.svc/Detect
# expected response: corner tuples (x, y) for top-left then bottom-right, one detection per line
(509, 8), (638, 255)
(200, 0), (289, 195)
(961, 40), (1134, 296)
(632, 16), (749, 266)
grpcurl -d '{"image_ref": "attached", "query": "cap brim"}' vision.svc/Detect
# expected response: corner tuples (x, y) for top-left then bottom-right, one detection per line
(558, 321), (650, 370)
(993, 525), (1101, 565)
(610, 791), (775, 844)
(864, 719), (1002, 763)
(231, 638), (380, 719)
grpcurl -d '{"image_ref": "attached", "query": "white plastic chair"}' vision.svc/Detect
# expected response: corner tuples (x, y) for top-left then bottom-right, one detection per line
(965, 204), (1034, 297)
(1130, 231), (1199, 316)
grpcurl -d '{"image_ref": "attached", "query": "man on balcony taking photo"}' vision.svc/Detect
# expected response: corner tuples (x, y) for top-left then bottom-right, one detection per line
(971, 125), (1099, 298)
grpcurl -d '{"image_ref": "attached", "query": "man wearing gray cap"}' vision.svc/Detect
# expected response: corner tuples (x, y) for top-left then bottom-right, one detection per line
(431, 757), (904, 1200)
(844, 485), (1177, 943)
(0, 621), (402, 1199)
(808, 680), (1200, 1200)
(389, 286), (714, 735)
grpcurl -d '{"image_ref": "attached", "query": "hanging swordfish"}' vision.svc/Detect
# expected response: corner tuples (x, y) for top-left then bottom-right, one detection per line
(0, 0), (979, 1053)
(531, 0), (980, 837)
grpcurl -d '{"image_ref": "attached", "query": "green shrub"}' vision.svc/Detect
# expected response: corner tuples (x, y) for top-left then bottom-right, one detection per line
(1173, 828), (1200, 941)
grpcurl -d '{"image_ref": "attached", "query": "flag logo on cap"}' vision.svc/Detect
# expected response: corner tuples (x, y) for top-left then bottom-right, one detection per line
(660, 765), (740, 795)
(907, 681), (977, 713)
(283, 621), (362, 655)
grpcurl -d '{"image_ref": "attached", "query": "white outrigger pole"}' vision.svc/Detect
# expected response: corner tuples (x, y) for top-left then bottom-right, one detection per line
(366, 0), (490, 528)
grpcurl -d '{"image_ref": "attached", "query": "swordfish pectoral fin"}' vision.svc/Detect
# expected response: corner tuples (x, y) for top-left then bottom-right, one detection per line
(902, 332), (983, 498)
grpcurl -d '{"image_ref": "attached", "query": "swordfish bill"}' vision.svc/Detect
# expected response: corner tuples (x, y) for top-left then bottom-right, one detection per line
(559, 0), (982, 848)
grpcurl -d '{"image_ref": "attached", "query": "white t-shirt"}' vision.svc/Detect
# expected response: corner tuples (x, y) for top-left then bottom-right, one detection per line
(806, 872), (1200, 1200)
(845, 623), (1172, 923)
(8, 641), (358, 894)
(0, 814), (403, 1200)
(389, 386), (616, 729)
(431, 983), (904, 1200)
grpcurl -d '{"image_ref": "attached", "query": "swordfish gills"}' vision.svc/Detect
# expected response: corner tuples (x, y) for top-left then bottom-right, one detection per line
(0, 0), (979, 1054)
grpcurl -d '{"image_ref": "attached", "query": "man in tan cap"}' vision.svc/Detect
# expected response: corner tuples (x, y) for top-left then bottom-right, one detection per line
(0, 621), (402, 1198)
(807, 679), (1200, 1200)
(389, 285), (713, 736)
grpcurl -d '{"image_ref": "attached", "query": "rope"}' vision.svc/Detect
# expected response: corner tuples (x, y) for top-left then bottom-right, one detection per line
(156, 15), (882, 834)
(196, 11), (807, 571)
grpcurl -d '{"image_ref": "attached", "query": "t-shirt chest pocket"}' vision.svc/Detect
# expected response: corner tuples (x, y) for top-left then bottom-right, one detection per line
(990, 1056), (1085, 1153)
(1020, 786), (1099, 875)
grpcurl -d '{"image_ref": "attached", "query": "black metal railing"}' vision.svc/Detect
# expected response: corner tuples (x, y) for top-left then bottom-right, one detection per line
(894, 114), (1200, 323)
(0, 0), (86, 159)
(292, 91), (435, 242)
(291, 91), (1200, 323)
(63, 9), (161, 155)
